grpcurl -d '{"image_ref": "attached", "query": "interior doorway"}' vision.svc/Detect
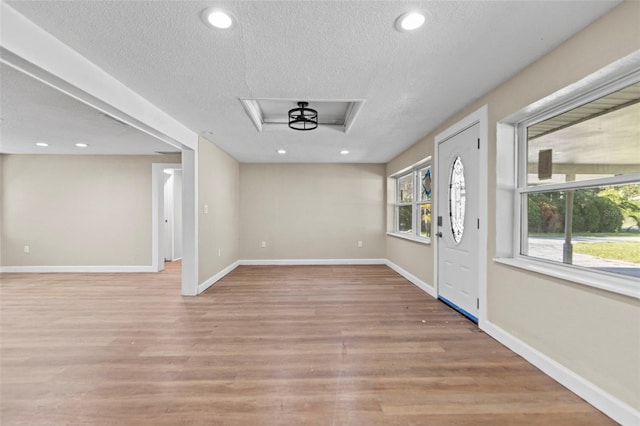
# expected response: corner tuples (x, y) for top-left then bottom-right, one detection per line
(163, 168), (183, 262)
(152, 163), (183, 272)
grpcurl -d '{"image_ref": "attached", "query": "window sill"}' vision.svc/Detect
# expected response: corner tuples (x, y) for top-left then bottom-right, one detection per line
(493, 256), (639, 300)
(386, 232), (431, 245)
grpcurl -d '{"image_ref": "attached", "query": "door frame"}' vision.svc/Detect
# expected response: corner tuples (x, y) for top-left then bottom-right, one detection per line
(152, 163), (182, 272)
(433, 105), (488, 326)
(163, 167), (183, 262)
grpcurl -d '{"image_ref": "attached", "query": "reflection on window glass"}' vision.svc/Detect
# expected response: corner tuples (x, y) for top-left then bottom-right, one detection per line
(398, 174), (413, 203)
(398, 205), (413, 234)
(527, 84), (640, 187)
(524, 183), (640, 278)
(420, 203), (431, 238)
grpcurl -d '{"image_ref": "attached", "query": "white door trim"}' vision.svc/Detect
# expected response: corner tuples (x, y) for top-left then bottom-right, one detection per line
(152, 156), (198, 296)
(181, 148), (199, 296)
(433, 105), (488, 326)
(152, 163), (179, 272)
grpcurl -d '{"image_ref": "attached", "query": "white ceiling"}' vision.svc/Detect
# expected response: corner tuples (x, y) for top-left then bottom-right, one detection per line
(0, 64), (181, 155)
(2, 0), (621, 162)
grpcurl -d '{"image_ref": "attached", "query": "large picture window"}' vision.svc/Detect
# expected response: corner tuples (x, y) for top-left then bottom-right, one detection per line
(518, 80), (640, 279)
(395, 163), (432, 240)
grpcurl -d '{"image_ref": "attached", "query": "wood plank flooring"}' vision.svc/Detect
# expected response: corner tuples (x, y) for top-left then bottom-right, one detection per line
(1, 263), (614, 425)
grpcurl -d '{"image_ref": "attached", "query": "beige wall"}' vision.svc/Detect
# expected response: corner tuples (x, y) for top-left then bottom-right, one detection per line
(240, 163), (386, 260)
(198, 137), (239, 284)
(0, 154), (180, 266)
(385, 1), (640, 409)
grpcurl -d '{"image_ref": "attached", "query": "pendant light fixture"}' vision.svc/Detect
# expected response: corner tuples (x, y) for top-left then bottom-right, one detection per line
(288, 102), (318, 131)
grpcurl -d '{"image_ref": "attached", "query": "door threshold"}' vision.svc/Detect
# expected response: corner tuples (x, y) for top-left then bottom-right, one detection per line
(438, 296), (478, 323)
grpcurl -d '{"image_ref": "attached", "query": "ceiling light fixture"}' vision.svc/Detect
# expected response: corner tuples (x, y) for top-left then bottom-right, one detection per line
(35, 142), (48, 147)
(288, 102), (318, 131)
(201, 8), (233, 29)
(395, 11), (425, 32)
(340, 150), (350, 155)
(276, 149), (287, 154)
(75, 143), (89, 148)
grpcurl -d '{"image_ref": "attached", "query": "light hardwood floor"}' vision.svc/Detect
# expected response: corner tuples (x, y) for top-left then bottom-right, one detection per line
(1, 263), (614, 425)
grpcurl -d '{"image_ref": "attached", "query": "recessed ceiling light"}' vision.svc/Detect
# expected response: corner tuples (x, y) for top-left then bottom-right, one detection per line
(35, 142), (48, 147)
(75, 143), (89, 148)
(201, 8), (233, 29)
(395, 11), (425, 32)
(276, 149), (287, 155)
(340, 150), (350, 155)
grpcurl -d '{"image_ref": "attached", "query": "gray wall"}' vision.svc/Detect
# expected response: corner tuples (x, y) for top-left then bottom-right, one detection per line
(198, 137), (240, 283)
(240, 163), (386, 260)
(0, 154), (180, 266)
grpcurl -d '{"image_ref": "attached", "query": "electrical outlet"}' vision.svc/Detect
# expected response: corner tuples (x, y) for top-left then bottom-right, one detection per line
(24, 245), (30, 254)
(218, 248), (221, 257)
(357, 241), (363, 248)
(261, 241), (266, 248)
(204, 204), (209, 214)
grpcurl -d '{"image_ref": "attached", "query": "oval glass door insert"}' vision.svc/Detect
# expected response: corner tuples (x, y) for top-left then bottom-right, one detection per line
(449, 156), (466, 243)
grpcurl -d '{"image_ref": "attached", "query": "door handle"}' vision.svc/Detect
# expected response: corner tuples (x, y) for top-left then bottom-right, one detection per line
(436, 232), (443, 238)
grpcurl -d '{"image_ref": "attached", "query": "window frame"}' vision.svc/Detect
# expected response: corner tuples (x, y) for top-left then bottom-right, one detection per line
(496, 67), (640, 299)
(396, 172), (414, 234)
(392, 161), (432, 243)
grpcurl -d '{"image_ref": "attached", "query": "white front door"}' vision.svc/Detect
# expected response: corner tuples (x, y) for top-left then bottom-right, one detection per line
(436, 122), (480, 321)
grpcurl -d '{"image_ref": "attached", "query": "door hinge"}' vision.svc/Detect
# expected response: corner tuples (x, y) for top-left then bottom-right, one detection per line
(477, 298), (479, 309)
(477, 218), (480, 229)
(477, 138), (480, 149)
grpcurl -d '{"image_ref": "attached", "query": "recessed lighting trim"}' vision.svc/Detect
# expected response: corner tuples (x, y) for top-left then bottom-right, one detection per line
(75, 143), (89, 148)
(35, 142), (49, 147)
(395, 11), (425, 32)
(340, 150), (350, 155)
(201, 8), (233, 29)
(276, 149), (287, 155)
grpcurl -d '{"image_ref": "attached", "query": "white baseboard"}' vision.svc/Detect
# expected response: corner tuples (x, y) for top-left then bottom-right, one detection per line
(239, 258), (387, 266)
(198, 260), (240, 294)
(0, 265), (156, 273)
(385, 260), (437, 298)
(481, 320), (639, 426)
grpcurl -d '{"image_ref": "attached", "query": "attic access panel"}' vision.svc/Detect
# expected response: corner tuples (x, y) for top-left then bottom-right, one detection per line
(240, 98), (365, 133)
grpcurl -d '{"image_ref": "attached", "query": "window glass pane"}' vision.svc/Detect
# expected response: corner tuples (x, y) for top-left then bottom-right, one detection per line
(524, 183), (640, 278)
(419, 203), (431, 238)
(449, 157), (466, 244)
(398, 174), (413, 203)
(398, 205), (413, 234)
(526, 83), (640, 187)
(419, 166), (432, 202)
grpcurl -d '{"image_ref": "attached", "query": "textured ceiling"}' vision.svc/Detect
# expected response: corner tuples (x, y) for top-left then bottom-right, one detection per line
(0, 64), (180, 155)
(4, 0), (621, 162)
